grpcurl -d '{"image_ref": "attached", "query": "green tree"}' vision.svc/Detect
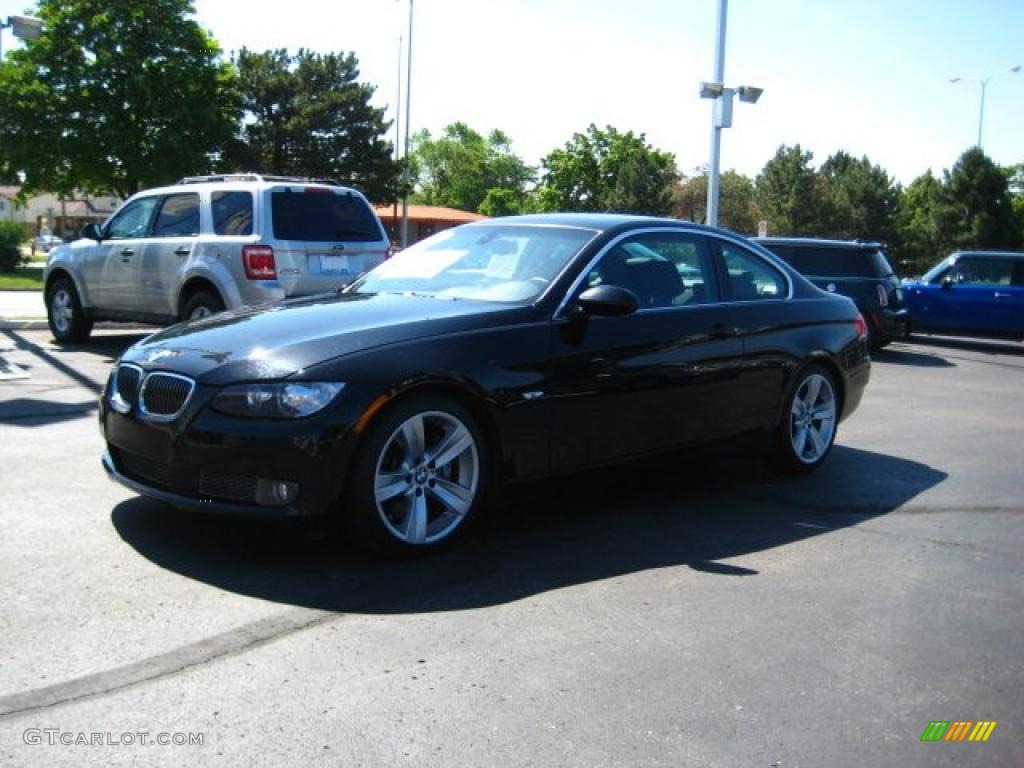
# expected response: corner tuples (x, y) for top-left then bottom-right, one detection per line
(409, 123), (533, 213)
(224, 48), (398, 202)
(534, 124), (679, 215)
(754, 144), (827, 236)
(820, 150), (900, 242)
(935, 147), (1021, 252)
(895, 171), (943, 273)
(1001, 161), (1024, 245)
(674, 169), (756, 234)
(0, 0), (237, 198)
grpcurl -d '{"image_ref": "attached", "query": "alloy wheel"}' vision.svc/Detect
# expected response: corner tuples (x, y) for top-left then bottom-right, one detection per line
(789, 373), (836, 464)
(373, 410), (480, 545)
(50, 289), (73, 334)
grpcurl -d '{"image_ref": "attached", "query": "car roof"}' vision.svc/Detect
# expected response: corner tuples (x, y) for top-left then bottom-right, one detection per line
(756, 237), (883, 249)
(463, 212), (729, 236)
(125, 176), (363, 199)
(950, 250), (1024, 259)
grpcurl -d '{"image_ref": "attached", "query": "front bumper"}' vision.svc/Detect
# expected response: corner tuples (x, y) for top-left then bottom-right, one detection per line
(99, 381), (371, 518)
(102, 451), (302, 517)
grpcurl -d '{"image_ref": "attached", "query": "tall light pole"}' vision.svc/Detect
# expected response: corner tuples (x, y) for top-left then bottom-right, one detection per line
(950, 65), (1021, 149)
(699, 0), (762, 228)
(400, 0), (414, 248)
(0, 15), (44, 59)
(393, 33), (402, 244)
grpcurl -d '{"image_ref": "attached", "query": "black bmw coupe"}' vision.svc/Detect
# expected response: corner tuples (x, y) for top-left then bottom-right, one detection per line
(100, 214), (871, 552)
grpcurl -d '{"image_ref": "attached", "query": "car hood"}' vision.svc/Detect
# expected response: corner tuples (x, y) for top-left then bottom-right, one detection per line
(120, 292), (526, 384)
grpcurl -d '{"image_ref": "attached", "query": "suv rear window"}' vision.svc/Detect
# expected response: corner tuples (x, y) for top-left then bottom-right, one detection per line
(770, 245), (893, 278)
(271, 189), (381, 242)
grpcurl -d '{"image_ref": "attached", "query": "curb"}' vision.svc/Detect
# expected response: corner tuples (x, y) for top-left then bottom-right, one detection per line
(0, 320), (152, 332)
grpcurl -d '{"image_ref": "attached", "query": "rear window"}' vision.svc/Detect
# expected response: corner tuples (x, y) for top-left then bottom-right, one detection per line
(211, 191), (253, 236)
(767, 244), (892, 278)
(271, 189), (381, 242)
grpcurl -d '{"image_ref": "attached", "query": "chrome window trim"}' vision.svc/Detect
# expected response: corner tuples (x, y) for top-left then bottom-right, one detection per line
(553, 226), (793, 319)
(109, 363), (144, 415)
(138, 371), (196, 423)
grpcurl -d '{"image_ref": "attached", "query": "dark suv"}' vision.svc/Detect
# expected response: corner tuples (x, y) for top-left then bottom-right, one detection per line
(757, 238), (907, 349)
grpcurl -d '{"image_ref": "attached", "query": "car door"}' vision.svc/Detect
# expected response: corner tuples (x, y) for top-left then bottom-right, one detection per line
(138, 192), (201, 318)
(82, 195), (160, 311)
(708, 236), (797, 430)
(543, 229), (744, 471)
(923, 256), (1016, 334)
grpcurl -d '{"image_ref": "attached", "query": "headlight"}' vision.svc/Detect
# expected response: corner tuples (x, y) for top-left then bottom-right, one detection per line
(212, 382), (344, 419)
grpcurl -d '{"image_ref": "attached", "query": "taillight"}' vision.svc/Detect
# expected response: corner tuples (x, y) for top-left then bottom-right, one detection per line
(875, 283), (888, 307)
(242, 245), (276, 280)
(854, 313), (869, 341)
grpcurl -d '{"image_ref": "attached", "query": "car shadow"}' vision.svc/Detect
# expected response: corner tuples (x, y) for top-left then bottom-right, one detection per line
(872, 345), (955, 368)
(0, 397), (98, 426)
(906, 334), (1024, 357)
(112, 445), (946, 615)
(50, 331), (151, 363)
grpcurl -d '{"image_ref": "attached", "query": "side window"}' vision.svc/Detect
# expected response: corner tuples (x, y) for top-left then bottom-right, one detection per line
(1012, 260), (1024, 287)
(717, 241), (787, 301)
(211, 191), (254, 236)
(950, 258), (1013, 287)
(152, 193), (200, 238)
(583, 232), (715, 309)
(105, 197), (160, 240)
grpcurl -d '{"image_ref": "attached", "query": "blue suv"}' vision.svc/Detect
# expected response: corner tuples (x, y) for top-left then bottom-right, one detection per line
(902, 251), (1024, 341)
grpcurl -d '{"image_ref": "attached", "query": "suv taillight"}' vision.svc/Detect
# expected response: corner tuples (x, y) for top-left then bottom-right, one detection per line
(855, 313), (869, 341)
(242, 245), (276, 280)
(875, 283), (889, 307)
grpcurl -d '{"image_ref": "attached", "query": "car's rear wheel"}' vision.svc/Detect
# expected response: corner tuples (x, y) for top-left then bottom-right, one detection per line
(181, 290), (225, 322)
(47, 277), (93, 343)
(347, 394), (486, 554)
(769, 364), (838, 473)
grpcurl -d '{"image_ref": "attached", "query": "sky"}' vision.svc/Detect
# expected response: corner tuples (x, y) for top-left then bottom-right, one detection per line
(2, 0), (1022, 185)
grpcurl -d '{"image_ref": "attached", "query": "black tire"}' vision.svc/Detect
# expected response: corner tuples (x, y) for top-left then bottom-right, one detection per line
(47, 276), (93, 343)
(768, 363), (839, 474)
(181, 290), (225, 322)
(346, 393), (488, 555)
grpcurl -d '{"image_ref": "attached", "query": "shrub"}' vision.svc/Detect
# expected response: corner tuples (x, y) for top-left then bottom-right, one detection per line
(0, 221), (27, 272)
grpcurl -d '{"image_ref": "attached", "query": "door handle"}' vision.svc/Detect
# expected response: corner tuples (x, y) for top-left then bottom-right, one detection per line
(994, 292), (1011, 298)
(709, 323), (738, 339)
(174, 247), (191, 256)
(120, 248), (134, 257)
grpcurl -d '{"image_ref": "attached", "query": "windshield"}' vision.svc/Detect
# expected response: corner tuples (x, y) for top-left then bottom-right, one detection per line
(351, 224), (597, 304)
(921, 256), (955, 284)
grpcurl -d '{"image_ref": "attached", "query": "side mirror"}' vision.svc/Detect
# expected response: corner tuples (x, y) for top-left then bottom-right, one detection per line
(82, 223), (103, 241)
(940, 276), (955, 290)
(575, 284), (639, 317)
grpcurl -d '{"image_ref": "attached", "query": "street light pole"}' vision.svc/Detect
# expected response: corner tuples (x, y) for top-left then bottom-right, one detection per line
(400, 0), (414, 249)
(950, 65), (1020, 149)
(699, 1), (761, 230)
(705, 0), (728, 228)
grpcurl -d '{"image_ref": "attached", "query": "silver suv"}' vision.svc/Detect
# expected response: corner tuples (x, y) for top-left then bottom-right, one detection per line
(43, 174), (390, 342)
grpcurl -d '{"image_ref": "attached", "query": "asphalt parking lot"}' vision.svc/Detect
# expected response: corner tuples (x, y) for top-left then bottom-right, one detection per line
(0, 328), (1021, 767)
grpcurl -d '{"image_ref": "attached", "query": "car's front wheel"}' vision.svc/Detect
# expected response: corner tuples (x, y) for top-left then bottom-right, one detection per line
(347, 394), (486, 554)
(47, 277), (93, 343)
(769, 364), (838, 473)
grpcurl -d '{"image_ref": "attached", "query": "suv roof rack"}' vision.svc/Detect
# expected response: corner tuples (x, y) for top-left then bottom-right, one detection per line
(176, 173), (344, 186)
